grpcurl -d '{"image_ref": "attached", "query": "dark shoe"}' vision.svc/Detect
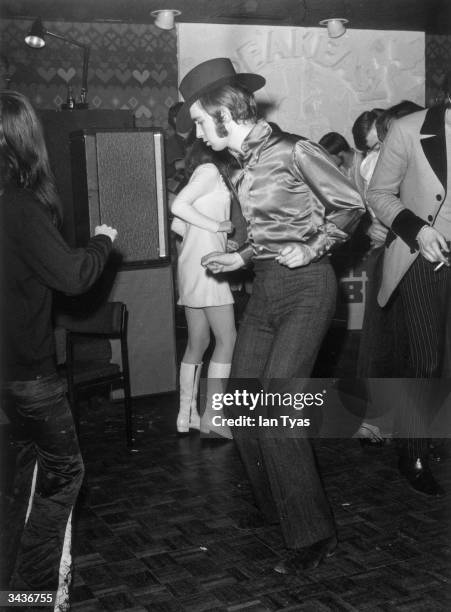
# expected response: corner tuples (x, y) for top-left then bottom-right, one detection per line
(274, 535), (337, 574)
(398, 456), (445, 497)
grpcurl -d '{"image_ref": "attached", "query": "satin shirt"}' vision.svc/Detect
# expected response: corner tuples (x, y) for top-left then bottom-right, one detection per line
(229, 121), (365, 263)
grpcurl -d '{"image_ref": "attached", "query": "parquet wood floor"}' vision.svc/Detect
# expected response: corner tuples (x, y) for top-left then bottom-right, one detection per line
(64, 390), (451, 611)
(1, 321), (450, 610)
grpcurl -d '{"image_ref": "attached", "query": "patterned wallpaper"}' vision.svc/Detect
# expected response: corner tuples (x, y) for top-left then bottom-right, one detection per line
(1, 19), (448, 131)
(425, 34), (451, 106)
(0, 19), (178, 128)
(1, 19), (448, 331)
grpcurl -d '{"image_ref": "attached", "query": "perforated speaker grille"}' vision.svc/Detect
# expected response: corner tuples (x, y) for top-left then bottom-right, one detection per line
(95, 131), (166, 264)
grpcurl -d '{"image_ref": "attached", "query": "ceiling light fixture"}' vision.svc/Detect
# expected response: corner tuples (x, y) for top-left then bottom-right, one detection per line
(151, 9), (182, 30)
(319, 18), (348, 39)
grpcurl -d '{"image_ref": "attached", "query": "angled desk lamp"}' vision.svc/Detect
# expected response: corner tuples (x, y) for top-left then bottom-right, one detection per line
(25, 17), (91, 109)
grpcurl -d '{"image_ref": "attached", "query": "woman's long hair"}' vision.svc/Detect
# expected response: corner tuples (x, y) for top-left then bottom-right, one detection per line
(0, 90), (62, 226)
(184, 139), (228, 178)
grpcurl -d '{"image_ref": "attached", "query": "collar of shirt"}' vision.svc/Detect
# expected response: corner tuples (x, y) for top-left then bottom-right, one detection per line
(234, 120), (273, 167)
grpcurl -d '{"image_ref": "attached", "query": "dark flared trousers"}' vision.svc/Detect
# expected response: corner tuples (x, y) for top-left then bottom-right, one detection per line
(357, 246), (408, 378)
(3, 373), (84, 596)
(230, 259), (337, 549)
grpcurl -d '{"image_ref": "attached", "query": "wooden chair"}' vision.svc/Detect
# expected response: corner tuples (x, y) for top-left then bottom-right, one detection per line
(57, 302), (133, 448)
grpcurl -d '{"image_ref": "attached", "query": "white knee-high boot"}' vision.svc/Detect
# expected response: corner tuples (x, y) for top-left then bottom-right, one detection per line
(201, 361), (232, 439)
(177, 362), (202, 433)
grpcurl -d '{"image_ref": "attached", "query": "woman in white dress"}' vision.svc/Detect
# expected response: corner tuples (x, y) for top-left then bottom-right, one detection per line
(171, 141), (236, 434)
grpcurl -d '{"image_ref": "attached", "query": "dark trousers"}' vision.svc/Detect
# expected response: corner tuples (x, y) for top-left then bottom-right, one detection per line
(230, 259), (336, 549)
(357, 247), (408, 378)
(395, 256), (451, 458)
(354, 248), (408, 431)
(3, 373), (84, 592)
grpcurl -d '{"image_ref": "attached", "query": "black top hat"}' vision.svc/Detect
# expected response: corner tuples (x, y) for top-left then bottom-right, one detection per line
(176, 57), (265, 133)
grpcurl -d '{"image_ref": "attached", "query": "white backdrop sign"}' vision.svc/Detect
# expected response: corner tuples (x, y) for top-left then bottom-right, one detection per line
(177, 24), (425, 329)
(178, 24), (424, 145)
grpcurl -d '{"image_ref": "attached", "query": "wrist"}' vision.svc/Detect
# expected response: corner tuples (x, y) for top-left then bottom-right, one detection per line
(303, 243), (316, 258)
(416, 224), (431, 241)
(233, 252), (245, 267)
(392, 209), (427, 250)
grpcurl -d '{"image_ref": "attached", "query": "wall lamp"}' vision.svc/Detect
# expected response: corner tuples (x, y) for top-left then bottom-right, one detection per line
(319, 18), (348, 38)
(151, 9), (181, 30)
(25, 17), (91, 108)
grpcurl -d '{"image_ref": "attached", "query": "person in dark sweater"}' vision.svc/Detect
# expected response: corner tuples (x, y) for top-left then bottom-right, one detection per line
(0, 90), (117, 607)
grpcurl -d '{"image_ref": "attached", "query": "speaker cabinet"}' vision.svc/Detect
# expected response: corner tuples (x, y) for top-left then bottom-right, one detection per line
(109, 267), (177, 397)
(69, 128), (177, 397)
(39, 110), (134, 246)
(70, 128), (169, 266)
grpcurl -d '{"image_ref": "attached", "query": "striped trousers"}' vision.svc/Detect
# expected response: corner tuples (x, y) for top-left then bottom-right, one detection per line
(395, 255), (451, 458)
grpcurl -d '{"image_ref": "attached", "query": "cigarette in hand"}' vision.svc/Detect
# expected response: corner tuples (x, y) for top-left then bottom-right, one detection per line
(434, 261), (445, 272)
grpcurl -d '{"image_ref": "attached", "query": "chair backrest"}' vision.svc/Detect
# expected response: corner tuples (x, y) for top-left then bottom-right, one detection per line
(57, 301), (133, 448)
(57, 302), (126, 338)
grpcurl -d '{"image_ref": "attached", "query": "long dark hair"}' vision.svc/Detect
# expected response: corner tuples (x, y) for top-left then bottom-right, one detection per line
(184, 139), (228, 178)
(0, 90), (62, 226)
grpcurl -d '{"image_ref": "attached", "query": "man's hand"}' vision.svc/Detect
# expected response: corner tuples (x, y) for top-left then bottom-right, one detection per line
(276, 244), (315, 268)
(367, 218), (388, 249)
(416, 226), (450, 265)
(217, 220), (234, 233)
(226, 239), (239, 252)
(201, 251), (244, 273)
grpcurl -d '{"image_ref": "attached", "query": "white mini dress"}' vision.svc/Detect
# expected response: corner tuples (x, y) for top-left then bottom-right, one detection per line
(175, 163), (234, 308)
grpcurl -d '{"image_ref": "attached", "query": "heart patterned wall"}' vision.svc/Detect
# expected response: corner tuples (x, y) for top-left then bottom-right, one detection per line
(425, 35), (451, 106)
(0, 19), (178, 128)
(1, 18), (448, 131)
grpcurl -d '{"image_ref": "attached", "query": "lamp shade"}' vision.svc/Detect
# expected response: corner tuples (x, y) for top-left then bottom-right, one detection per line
(25, 17), (46, 48)
(24, 17), (91, 108)
(151, 9), (181, 30)
(319, 18), (348, 39)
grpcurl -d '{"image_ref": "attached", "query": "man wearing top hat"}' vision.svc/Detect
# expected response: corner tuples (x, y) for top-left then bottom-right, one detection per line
(176, 57), (365, 573)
